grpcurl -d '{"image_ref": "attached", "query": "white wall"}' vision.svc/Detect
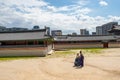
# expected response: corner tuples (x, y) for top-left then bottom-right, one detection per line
(0, 47), (48, 57)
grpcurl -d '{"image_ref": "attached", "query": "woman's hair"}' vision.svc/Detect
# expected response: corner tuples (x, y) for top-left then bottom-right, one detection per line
(79, 51), (83, 56)
(77, 53), (79, 55)
(80, 51), (82, 53)
(76, 53), (79, 57)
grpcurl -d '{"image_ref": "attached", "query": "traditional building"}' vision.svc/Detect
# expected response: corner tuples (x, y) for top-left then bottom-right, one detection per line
(0, 29), (53, 57)
(53, 35), (120, 49)
(108, 25), (120, 35)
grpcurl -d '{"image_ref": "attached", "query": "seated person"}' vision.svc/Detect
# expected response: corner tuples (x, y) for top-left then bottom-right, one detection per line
(78, 51), (84, 67)
(74, 51), (84, 67)
(74, 53), (80, 67)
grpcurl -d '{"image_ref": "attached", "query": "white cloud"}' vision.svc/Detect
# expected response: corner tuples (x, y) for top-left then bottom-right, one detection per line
(108, 15), (120, 22)
(0, 0), (119, 34)
(0, 0), (48, 7)
(99, 0), (108, 6)
(73, 8), (92, 15)
(74, 0), (89, 6)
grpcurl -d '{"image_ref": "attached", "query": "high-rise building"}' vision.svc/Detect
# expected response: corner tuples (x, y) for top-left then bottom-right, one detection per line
(80, 29), (89, 35)
(0, 26), (28, 32)
(72, 32), (77, 36)
(92, 32), (96, 35)
(96, 26), (102, 35)
(51, 30), (62, 36)
(96, 22), (118, 35)
(7, 27), (28, 31)
(0, 26), (6, 32)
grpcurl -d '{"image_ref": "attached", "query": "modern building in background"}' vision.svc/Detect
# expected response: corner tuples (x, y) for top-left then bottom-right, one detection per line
(92, 32), (96, 35)
(72, 32), (77, 36)
(0, 26), (28, 32)
(32, 25), (40, 30)
(0, 26), (6, 32)
(51, 30), (62, 36)
(80, 29), (89, 35)
(96, 26), (102, 35)
(96, 22), (118, 35)
(0, 21), (119, 36)
(95, 27), (100, 35)
(7, 27), (28, 31)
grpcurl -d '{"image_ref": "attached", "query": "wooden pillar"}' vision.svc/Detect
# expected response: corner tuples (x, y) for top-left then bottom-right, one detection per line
(25, 40), (28, 45)
(36, 40), (38, 45)
(33, 40), (36, 45)
(33, 40), (38, 45)
(103, 42), (108, 48)
(44, 40), (47, 47)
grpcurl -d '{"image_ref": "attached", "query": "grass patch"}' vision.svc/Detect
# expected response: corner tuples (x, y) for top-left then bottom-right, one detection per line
(47, 48), (104, 58)
(55, 51), (73, 55)
(82, 48), (104, 54)
(47, 50), (75, 58)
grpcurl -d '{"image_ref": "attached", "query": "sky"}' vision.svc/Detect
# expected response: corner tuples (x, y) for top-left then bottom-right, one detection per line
(0, 0), (120, 34)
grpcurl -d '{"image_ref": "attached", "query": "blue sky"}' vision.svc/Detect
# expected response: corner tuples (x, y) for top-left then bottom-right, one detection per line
(0, 0), (120, 34)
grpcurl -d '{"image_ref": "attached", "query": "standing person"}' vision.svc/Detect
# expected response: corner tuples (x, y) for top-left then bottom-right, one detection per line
(73, 53), (80, 67)
(79, 51), (84, 67)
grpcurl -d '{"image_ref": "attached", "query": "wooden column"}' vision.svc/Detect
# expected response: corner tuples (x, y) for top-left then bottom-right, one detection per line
(44, 40), (47, 47)
(25, 41), (28, 45)
(36, 40), (38, 45)
(103, 43), (108, 48)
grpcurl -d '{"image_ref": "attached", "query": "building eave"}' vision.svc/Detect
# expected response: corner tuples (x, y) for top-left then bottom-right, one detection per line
(0, 29), (46, 33)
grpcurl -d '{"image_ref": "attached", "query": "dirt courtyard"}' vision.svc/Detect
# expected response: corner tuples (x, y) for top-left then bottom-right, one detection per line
(0, 48), (120, 80)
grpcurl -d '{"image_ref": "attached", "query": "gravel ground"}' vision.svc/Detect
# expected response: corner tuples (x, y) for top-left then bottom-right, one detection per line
(0, 48), (120, 80)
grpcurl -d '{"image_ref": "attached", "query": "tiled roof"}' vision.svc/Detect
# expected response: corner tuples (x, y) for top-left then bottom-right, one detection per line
(114, 26), (120, 30)
(108, 25), (120, 33)
(0, 29), (46, 33)
(54, 35), (119, 41)
(0, 30), (50, 41)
